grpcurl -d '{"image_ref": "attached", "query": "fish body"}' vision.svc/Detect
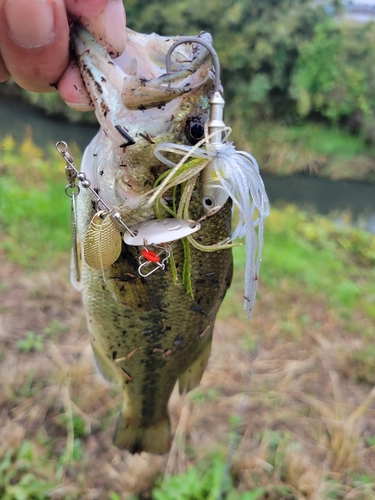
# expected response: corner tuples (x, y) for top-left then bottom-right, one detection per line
(73, 27), (233, 454)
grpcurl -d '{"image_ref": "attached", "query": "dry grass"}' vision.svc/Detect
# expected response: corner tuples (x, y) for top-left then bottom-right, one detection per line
(1, 244), (375, 500)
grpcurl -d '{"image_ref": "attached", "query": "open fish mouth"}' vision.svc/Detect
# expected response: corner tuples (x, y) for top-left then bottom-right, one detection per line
(72, 26), (215, 147)
(71, 25), (216, 217)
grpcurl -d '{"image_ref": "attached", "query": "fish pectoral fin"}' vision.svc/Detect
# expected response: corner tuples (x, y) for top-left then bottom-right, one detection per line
(92, 342), (121, 385)
(113, 413), (171, 454)
(178, 336), (212, 394)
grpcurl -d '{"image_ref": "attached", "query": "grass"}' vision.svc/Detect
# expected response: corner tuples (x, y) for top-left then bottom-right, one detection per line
(0, 134), (77, 267)
(1, 136), (375, 498)
(242, 121), (375, 182)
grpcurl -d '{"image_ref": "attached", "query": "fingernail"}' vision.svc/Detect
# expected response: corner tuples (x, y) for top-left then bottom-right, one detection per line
(5, 0), (55, 48)
(64, 101), (94, 112)
(104, 0), (126, 53)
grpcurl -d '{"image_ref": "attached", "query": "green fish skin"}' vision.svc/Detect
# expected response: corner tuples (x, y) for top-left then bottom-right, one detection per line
(72, 26), (233, 454)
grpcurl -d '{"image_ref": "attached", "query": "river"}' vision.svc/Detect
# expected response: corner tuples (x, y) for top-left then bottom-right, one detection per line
(1, 96), (374, 232)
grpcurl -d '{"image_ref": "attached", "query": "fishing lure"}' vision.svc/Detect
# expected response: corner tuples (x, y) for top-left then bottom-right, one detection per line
(149, 37), (270, 319)
(84, 211), (122, 270)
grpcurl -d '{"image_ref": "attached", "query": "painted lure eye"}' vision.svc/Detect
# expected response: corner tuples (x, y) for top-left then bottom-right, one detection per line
(185, 117), (205, 145)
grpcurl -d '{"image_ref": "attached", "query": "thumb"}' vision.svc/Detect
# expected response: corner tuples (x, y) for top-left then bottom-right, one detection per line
(65, 0), (126, 57)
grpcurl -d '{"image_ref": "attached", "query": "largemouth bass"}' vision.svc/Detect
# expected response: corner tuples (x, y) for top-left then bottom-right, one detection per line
(70, 26), (233, 454)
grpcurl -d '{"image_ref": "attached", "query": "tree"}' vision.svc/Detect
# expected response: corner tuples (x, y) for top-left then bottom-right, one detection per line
(126, 0), (328, 127)
(290, 20), (375, 141)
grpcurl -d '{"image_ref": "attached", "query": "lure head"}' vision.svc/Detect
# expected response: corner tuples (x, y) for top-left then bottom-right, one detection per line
(72, 26), (216, 222)
(200, 163), (229, 217)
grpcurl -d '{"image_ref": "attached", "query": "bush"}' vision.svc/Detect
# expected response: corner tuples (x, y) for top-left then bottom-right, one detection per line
(291, 20), (375, 142)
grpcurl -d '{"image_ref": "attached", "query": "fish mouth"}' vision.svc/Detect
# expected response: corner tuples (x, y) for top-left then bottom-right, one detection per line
(72, 26), (214, 143)
(72, 25), (215, 213)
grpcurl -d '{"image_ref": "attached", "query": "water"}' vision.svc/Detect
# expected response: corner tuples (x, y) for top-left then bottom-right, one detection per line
(0, 96), (374, 232)
(263, 174), (375, 233)
(0, 95), (98, 152)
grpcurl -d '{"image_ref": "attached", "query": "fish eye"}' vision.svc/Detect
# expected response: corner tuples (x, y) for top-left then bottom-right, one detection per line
(203, 196), (214, 208)
(185, 117), (205, 145)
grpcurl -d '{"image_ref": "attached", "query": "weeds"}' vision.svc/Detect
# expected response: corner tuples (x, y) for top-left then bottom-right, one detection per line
(248, 122), (375, 182)
(153, 453), (265, 500)
(0, 441), (54, 500)
(16, 332), (44, 353)
(0, 135), (76, 267)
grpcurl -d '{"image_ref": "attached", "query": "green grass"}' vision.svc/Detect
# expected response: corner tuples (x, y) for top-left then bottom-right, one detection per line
(152, 453), (265, 500)
(246, 121), (375, 180)
(220, 205), (375, 320)
(0, 441), (55, 500)
(251, 122), (369, 159)
(279, 123), (368, 158)
(0, 135), (75, 267)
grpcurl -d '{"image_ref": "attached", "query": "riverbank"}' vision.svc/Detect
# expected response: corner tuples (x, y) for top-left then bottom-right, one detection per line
(1, 93), (375, 185)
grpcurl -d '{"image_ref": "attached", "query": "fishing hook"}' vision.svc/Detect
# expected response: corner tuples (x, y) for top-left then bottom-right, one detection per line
(165, 37), (221, 93)
(165, 37), (225, 146)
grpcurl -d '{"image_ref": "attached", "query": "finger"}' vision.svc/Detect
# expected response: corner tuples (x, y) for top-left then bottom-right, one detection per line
(0, 51), (10, 81)
(0, 0), (69, 92)
(58, 56), (93, 111)
(58, 0), (126, 108)
(65, 0), (126, 57)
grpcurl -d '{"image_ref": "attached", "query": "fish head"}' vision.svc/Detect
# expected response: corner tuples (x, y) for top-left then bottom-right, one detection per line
(73, 26), (216, 220)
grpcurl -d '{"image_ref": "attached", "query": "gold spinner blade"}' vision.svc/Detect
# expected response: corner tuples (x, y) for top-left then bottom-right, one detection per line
(84, 211), (122, 270)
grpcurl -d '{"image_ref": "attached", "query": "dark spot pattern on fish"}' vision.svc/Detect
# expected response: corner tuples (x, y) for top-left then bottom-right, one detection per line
(141, 329), (154, 336)
(85, 66), (94, 80)
(173, 335), (184, 346)
(110, 273), (136, 282)
(94, 81), (103, 94)
(100, 102), (109, 117)
(158, 301), (170, 312)
(190, 304), (207, 316)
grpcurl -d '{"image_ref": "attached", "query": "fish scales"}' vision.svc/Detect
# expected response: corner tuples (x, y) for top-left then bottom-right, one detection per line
(73, 26), (233, 454)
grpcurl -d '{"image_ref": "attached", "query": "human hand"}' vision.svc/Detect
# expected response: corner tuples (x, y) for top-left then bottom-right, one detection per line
(0, 0), (126, 110)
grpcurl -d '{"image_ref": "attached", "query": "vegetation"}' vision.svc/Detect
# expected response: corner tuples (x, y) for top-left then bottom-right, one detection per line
(126, 0), (327, 121)
(3, 0), (375, 179)
(1, 136), (375, 498)
(291, 20), (375, 142)
(1, 1), (375, 497)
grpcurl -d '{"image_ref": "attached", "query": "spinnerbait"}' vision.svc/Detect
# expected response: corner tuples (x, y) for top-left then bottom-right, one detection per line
(150, 37), (270, 318)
